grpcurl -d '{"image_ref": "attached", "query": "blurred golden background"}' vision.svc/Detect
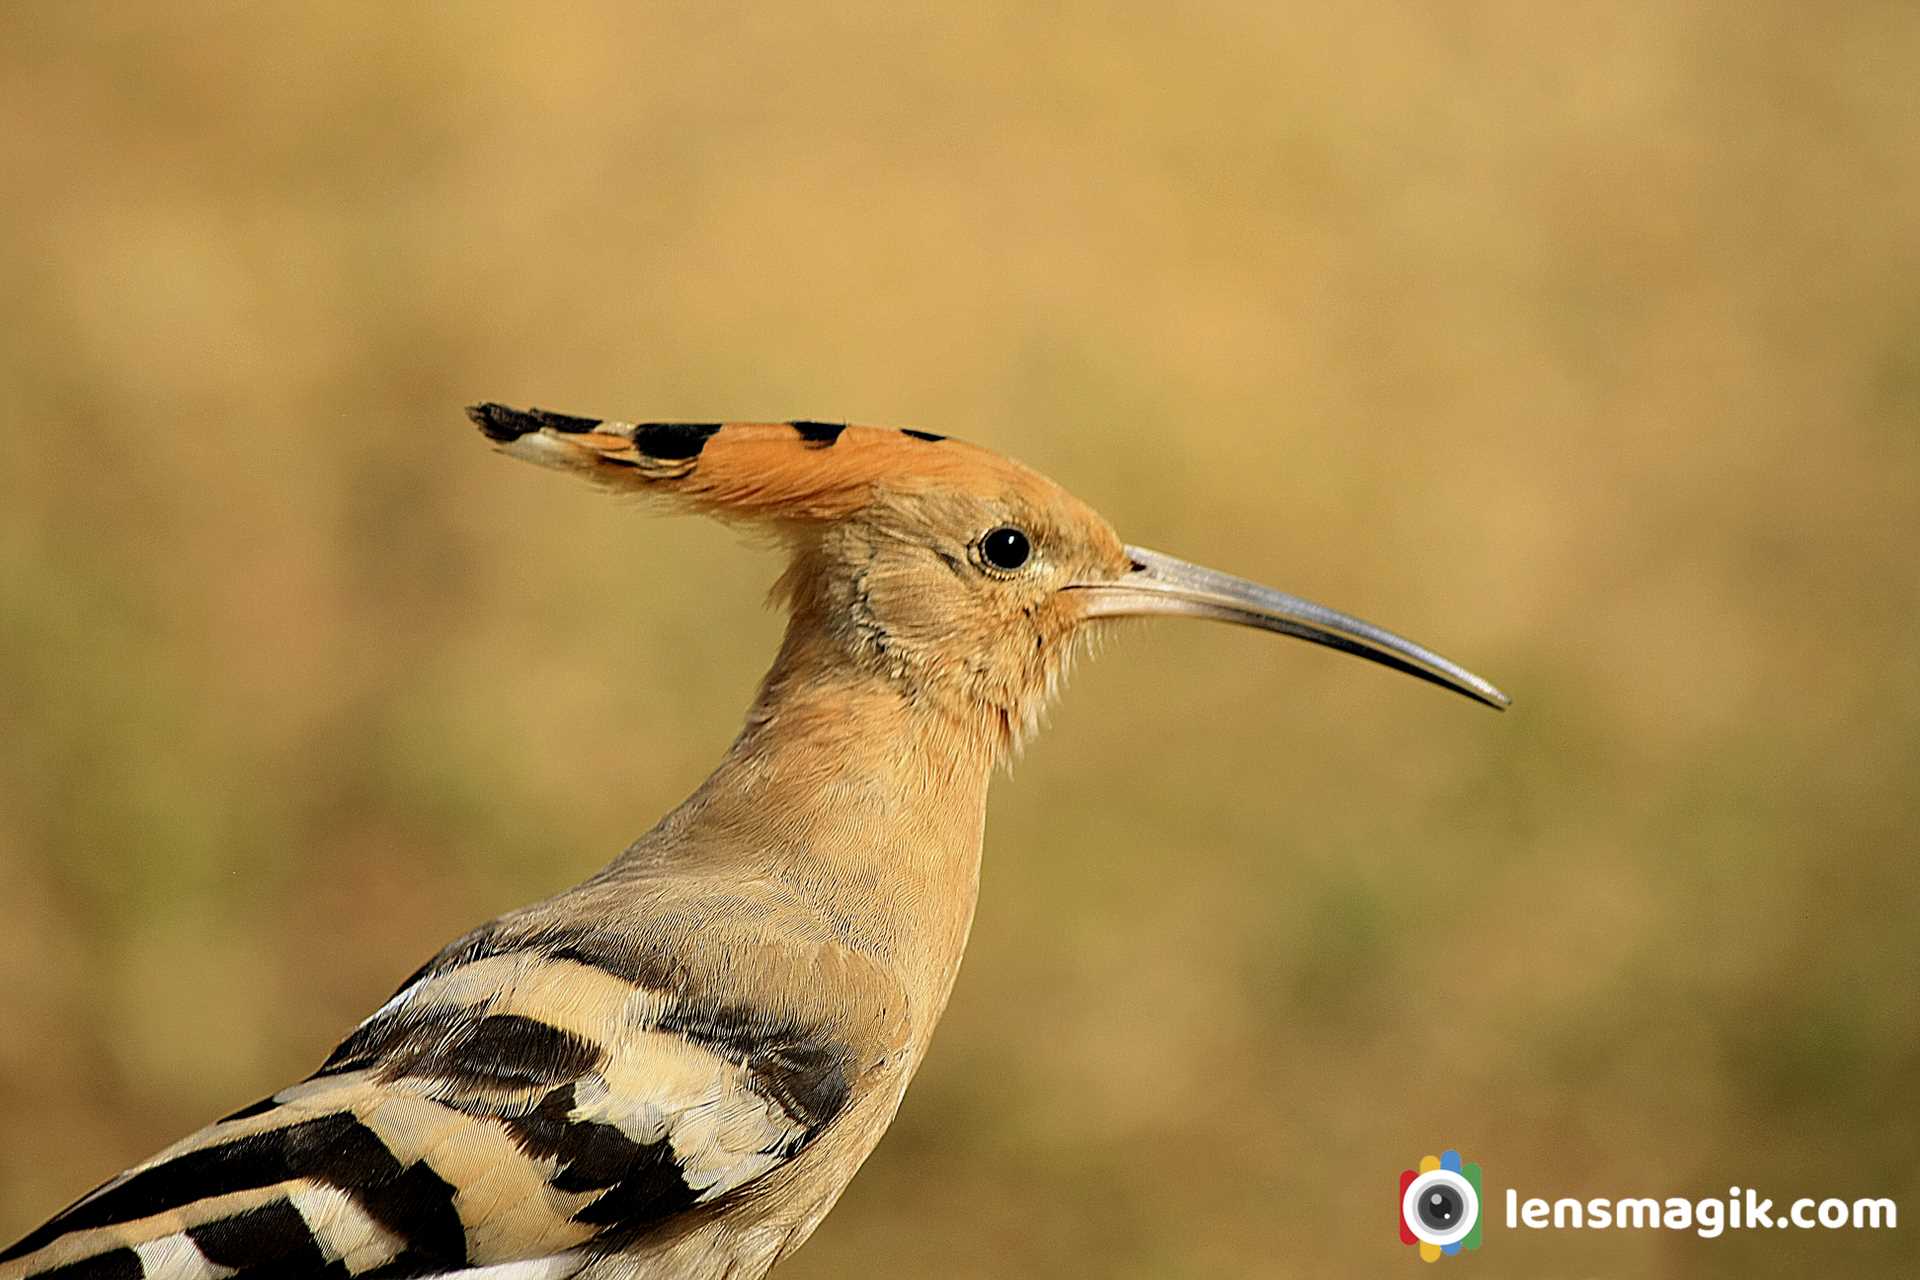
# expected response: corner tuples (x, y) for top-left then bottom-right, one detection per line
(2, 4), (1916, 1276)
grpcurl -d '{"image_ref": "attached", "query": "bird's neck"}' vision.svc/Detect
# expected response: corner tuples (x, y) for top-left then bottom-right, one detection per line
(642, 621), (1002, 1031)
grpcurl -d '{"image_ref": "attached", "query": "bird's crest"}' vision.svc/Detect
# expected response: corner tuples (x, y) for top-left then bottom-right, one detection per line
(468, 403), (1051, 524)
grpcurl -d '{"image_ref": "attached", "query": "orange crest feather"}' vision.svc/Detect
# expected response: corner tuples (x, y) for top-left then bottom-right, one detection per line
(468, 403), (1047, 523)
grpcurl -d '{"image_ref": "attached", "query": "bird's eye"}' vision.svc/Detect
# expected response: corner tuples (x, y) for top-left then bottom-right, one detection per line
(979, 525), (1033, 572)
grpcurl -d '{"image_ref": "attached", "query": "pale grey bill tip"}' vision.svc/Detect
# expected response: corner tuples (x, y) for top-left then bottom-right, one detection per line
(1069, 545), (1512, 710)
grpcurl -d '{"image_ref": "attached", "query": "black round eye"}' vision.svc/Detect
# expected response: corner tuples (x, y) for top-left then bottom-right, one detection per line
(980, 525), (1032, 571)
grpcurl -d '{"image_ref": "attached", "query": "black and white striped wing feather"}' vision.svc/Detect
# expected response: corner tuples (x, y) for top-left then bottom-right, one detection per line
(0, 926), (869, 1280)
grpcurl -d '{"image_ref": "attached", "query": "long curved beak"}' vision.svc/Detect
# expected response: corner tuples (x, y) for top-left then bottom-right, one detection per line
(1066, 545), (1510, 710)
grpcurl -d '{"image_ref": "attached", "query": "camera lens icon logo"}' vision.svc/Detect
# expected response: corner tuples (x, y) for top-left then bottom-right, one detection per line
(1399, 1149), (1482, 1262)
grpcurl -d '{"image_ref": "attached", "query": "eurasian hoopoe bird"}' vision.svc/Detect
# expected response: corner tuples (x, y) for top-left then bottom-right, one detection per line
(2, 406), (1508, 1280)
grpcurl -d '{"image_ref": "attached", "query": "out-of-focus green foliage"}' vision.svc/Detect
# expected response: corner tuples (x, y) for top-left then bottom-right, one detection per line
(1, 5), (1915, 1275)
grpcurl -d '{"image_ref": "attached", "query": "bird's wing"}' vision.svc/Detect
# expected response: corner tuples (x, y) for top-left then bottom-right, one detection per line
(0, 920), (899, 1280)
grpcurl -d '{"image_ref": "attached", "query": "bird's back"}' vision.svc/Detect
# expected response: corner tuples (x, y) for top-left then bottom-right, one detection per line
(0, 868), (912, 1280)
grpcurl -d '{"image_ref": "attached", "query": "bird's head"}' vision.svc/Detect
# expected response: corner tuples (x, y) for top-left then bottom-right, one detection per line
(472, 405), (1506, 758)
